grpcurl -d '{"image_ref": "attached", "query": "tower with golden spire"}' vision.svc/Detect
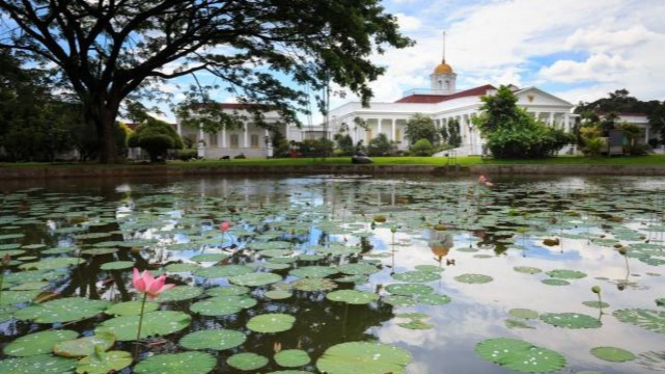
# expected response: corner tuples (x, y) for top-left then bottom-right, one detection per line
(430, 31), (457, 94)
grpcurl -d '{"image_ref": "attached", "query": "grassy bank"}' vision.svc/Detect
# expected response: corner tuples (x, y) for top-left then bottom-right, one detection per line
(1, 154), (664, 168)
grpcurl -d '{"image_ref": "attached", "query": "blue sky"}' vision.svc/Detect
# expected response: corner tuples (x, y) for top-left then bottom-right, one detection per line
(152, 0), (665, 122)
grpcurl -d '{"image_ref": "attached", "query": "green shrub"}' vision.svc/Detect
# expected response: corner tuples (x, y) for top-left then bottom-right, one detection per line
(410, 139), (434, 156)
(334, 133), (354, 156)
(367, 133), (397, 156)
(176, 148), (198, 161)
(128, 118), (183, 162)
(583, 137), (605, 157)
(624, 143), (650, 156)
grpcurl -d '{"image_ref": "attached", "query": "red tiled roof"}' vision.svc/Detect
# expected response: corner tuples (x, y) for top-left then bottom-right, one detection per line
(395, 84), (496, 104)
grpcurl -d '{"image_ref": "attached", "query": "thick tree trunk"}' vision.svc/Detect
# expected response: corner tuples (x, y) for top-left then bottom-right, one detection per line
(86, 95), (121, 164)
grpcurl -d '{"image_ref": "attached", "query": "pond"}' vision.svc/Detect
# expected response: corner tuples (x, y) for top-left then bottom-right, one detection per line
(1, 175), (665, 374)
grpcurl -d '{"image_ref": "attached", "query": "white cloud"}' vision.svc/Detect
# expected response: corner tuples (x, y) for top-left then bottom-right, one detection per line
(539, 53), (634, 83)
(564, 25), (657, 53)
(395, 13), (422, 32)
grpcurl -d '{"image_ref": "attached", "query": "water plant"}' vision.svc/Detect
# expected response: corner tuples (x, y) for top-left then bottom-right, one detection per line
(131, 268), (174, 358)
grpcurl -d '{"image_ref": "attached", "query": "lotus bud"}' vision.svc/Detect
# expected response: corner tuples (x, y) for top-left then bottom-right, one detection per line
(390, 226), (397, 234)
(273, 342), (282, 353)
(591, 286), (601, 294)
(618, 247), (627, 256)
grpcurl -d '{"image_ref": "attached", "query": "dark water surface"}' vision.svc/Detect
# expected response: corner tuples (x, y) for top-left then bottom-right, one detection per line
(1, 175), (665, 373)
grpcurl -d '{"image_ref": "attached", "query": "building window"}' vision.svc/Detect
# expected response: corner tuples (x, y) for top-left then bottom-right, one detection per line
(209, 133), (218, 147)
(250, 134), (259, 148)
(230, 134), (239, 148)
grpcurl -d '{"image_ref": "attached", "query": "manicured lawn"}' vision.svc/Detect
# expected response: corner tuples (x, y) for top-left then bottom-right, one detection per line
(1, 154), (664, 168)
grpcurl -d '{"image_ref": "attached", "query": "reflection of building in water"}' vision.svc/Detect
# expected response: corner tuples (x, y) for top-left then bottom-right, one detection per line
(429, 230), (453, 262)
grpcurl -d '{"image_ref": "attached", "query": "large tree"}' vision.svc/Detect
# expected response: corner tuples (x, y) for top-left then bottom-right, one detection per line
(0, 0), (411, 163)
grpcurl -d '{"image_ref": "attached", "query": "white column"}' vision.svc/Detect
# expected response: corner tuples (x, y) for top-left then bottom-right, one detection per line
(391, 119), (396, 141)
(564, 113), (570, 132)
(548, 112), (554, 126)
(243, 123), (249, 148)
(459, 115), (467, 144)
(177, 122), (182, 136)
(535, 112), (541, 122)
(265, 129), (273, 157)
(377, 118), (383, 136)
(222, 125), (227, 148)
(198, 124), (204, 143)
(645, 126), (650, 144)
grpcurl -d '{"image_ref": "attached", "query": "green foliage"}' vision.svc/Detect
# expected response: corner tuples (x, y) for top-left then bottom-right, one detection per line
(270, 128), (290, 158)
(296, 138), (334, 158)
(175, 149), (198, 161)
(405, 114), (439, 144)
(476, 86), (573, 158)
(447, 118), (462, 147)
(334, 133), (355, 156)
(367, 133), (397, 156)
(410, 139), (434, 156)
(128, 118), (184, 162)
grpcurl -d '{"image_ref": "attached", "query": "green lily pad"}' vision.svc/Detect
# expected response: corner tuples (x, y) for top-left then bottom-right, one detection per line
(582, 301), (610, 309)
(613, 309), (665, 335)
(540, 312), (602, 329)
(290, 278), (338, 292)
(134, 352), (216, 374)
(229, 272), (282, 287)
(0, 290), (41, 305)
(247, 313), (296, 333)
(385, 283), (434, 296)
(290, 266), (338, 278)
(191, 253), (229, 262)
(656, 298), (665, 307)
(95, 311), (191, 341)
(509, 308), (539, 319)
(275, 349), (311, 367)
(327, 290), (379, 305)
(194, 265), (253, 279)
(0, 304), (18, 322)
(505, 319), (535, 329)
(106, 300), (159, 316)
(10, 281), (49, 291)
(15, 297), (111, 323)
(337, 263), (380, 276)
(265, 290), (292, 300)
(19, 257), (78, 270)
(590, 347), (635, 362)
(634, 351), (665, 372)
(316, 342), (412, 374)
(398, 319), (434, 330)
(206, 285), (250, 297)
(392, 271), (441, 283)
(513, 266), (542, 274)
(454, 273), (493, 284)
(417, 294), (451, 305)
(0, 354), (77, 374)
(547, 269), (587, 279)
(165, 263), (200, 272)
(100, 261), (134, 271)
(414, 264), (444, 273)
(541, 279), (570, 286)
(179, 329), (246, 350)
(54, 332), (116, 357)
(4, 329), (78, 356)
(227, 352), (268, 371)
(475, 338), (566, 373)
(155, 285), (203, 302)
(76, 350), (132, 374)
(190, 295), (256, 316)
(382, 295), (416, 307)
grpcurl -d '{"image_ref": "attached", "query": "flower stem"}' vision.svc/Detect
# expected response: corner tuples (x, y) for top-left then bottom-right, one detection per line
(134, 292), (148, 360)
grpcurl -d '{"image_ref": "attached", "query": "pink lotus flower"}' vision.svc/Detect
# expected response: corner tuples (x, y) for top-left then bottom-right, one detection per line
(478, 175), (488, 184)
(132, 268), (174, 299)
(220, 221), (230, 232)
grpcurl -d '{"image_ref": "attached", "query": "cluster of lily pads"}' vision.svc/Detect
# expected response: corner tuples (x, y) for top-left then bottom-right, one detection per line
(0, 179), (664, 373)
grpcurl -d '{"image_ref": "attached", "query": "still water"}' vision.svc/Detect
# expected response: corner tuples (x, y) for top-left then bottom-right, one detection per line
(1, 175), (665, 373)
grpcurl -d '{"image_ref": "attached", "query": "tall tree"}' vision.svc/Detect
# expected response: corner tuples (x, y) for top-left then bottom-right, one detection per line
(0, 0), (411, 163)
(404, 114), (439, 144)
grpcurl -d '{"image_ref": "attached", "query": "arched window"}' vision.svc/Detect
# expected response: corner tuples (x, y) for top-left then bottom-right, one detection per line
(444, 80), (450, 90)
(438, 80), (443, 90)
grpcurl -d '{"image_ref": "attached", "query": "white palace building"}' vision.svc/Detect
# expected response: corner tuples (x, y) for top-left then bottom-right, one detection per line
(178, 35), (657, 158)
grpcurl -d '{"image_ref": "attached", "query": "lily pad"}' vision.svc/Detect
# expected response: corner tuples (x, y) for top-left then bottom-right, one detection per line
(179, 329), (246, 351)
(95, 310), (191, 341)
(100, 261), (134, 271)
(191, 253), (230, 262)
(275, 349), (311, 367)
(590, 347), (635, 362)
(54, 332), (116, 357)
(541, 279), (570, 286)
(475, 338), (566, 373)
(613, 309), (665, 335)
(290, 266), (338, 278)
(540, 312), (602, 329)
(155, 285), (203, 302)
(229, 272), (282, 287)
(290, 277), (338, 292)
(382, 295), (416, 307)
(76, 350), (132, 374)
(414, 264), (444, 273)
(227, 352), (269, 371)
(206, 285), (250, 297)
(582, 301), (610, 309)
(165, 263), (200, 272)
(4, 329), (78, 356)
(19, 257), (78, 270)
(547, 269), (587, 279)
(392, 271), (441, 283)
(0, 354), (77, 374)
(454, 273), (493, 284)
(385, 283), (434, 296)
(265, 290), (292, 300)
(398, 319), (434, 330)
(417, 294), (451, 305)
(327, 290), (379, 305)
(134, 352), (216, 374)
(194, 265), (253, 279)
(247, 313), (296, 333)
(337, 263), (380, 276)
(106, 300), (159, 316)
(316, 342), (412, 374)
(15, 297), (111, 323)
(509, 308), (539, 320)
(513, 266), (542, 274)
